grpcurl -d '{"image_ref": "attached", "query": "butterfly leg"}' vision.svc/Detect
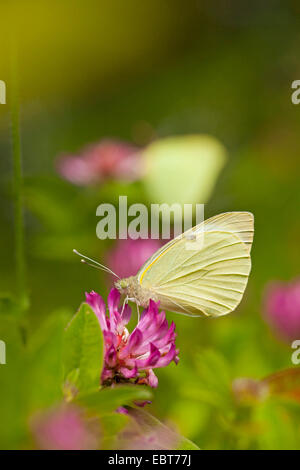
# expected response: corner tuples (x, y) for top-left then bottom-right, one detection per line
(122, 297), (136, 309)
(121, 295), (129, 315)
(136, 301), (140, 322)
(123, 297), (139, 321)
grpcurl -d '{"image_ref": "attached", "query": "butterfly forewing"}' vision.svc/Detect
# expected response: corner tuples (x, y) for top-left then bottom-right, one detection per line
(198, 211), (254, 253)
(137, 212), (253, 317)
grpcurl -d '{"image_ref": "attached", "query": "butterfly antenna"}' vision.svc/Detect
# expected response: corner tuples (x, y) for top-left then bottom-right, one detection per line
(73, 249), (120, 279)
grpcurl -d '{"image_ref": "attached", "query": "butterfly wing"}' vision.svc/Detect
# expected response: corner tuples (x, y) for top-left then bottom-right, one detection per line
(137, 212), (253, 317)
(197, 211), (254, 253)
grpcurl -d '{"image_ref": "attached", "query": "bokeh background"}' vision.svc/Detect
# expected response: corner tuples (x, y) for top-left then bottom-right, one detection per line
(1, 0), (300, 449)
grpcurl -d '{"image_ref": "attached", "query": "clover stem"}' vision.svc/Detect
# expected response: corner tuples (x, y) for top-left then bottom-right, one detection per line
(10, 41), (28, 316)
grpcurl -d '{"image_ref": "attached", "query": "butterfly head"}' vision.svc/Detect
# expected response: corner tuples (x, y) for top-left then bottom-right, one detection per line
(115, 278), (131, 293)
(115, 276), (157, 308)
(115, 277), (139, 299)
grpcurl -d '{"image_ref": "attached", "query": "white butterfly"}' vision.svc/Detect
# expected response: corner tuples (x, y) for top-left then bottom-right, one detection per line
(115, 212), (254, 317)
(74, 211), (254, 318)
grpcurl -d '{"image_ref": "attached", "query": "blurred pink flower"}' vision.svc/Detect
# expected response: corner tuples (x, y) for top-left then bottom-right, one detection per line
(31, 405), (99, 450)
(57, 139), (143, 185)
(264, 278), (300, 341)
(106, 238), (162, 279)
(86, 288), (179, 388)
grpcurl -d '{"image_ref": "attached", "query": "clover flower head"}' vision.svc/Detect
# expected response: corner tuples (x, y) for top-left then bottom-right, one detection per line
(57, 139), (142, 185)
(31, 405), (99, 450)
(86, 288), (179, 388)
(264, 278), (300, 342)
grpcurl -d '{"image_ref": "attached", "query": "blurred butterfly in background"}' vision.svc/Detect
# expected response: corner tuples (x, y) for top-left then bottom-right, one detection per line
(75, 211), (254, 318)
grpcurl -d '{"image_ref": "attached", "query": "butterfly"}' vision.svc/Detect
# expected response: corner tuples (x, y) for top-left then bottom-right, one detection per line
(114, 211), (254, 317)
(74, 211), (254, 317)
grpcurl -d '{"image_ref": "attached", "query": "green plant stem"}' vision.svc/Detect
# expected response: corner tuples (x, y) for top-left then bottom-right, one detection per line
(10, 46), (27, 314)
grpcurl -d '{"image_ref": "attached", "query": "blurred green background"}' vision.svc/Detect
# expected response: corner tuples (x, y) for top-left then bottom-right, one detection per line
(1, 0), (300, 449)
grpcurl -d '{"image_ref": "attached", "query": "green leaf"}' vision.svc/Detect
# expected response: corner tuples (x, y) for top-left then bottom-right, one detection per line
(26, 313), (68, 412)
(100, 413), (130, 450)
(76, 385), (152, 414)
(63, 368), (80, 401)
(63, 303), (104, 393)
